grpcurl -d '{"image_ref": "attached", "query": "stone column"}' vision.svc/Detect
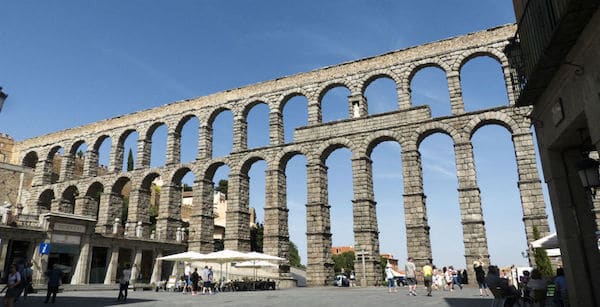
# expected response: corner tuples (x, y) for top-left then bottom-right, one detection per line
(131, 249), (143, 283)
(269, 111), (284, 146)
(150, 249), (163, 284)
(263, 168), (290, 274)
(307, 97), (322, 125)
(188, 179), (215, 253)
(399, 81), (411, 110)
(71, 238), (91, 284)
(166, 131), (181, 166)
(453, 141), (490, 276)
(59, 153), (74, 182)
(348, 93), (368, 118)
(33, 159), (52, 186)
(233, 115), (247, 152)
(104, 247), (119, 284)
(512, 132), (551, 246)
(51, 198), (74, 214)
(351, 156), (380, 286)
(224, 173), (251, 251)
(83, 149), (99, 177)
(446, 70), (465, 115)
(96, 192), (123, 234)
(109, 144), (124, 173)
(401, 147), (432, 271)
(305, 161), (334, 286)
(126, 189), (151, 238)
(502, 64), (517, 106)
(136, 139), (151, 169)
(74, 195), (97, 217)
(198, 125), (212, 159)
(156, 184), (182, 241)
(0, 240), (8, 278)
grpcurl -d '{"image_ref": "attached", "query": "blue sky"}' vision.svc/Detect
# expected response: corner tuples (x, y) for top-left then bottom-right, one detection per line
(0, 0), (555, 269)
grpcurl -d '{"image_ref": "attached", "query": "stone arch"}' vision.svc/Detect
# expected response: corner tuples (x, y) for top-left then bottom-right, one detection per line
(140, 172), (162, 190)
(118, 129), (138, 146)
(275, 145), (308, 172)
(316, 137), (357, 162)
(46, 145), (64, 161)
(60, 185), (79, 214)
(143, 121), (169, 140)
(464, 111), (520, 139)
(201, 159), (230, 181)
(236, 153), (269, 175)
(277, 91), (309, 113)
(174, 114), (199, 134)
(317, 81), (352, 103)
(405, 60), (451, 87)
(414, 122), (461, 148)
(359, 70), (401, 94)
(362, 131), (403, 157)
(111, 176), (132, 194)
(452, 47), (509, 71)
(171, 166), (195, 185)
(22, 151), (38, 168)
(85, 181), (104, 197)
(84, 181), (104, 218)
(206, 107), (233, 126)
(241, 99), (271, 119)
(37, 189), (55, 212)
(93, 135), (111, 152)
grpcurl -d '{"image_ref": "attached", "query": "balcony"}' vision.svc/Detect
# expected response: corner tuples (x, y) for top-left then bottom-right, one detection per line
(515, 0), (598, 106)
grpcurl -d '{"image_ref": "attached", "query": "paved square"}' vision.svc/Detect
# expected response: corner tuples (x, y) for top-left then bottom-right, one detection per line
(20, 286), (495, 306)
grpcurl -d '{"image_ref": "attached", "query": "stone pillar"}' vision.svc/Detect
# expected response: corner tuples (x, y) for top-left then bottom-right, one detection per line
(307, 97), (322, 125)
(150, 250), (163, 284)
(33, 159), (52, 186)
(104, 247), (119, 284)
(166, 131), (181, 165)
(198, 125), (212, 159)
(453, 141), (490, 276)
(348, 93), (368, 118)
(399, 82), (411, 110)
(351, 156), (380, 286)
(502, 64), (517, 106)
(305, 161), (334, 286)
(109, 144), (124, 173)
(233, 115), (247, 152)
(269, 111), (284, 146)
(188, 179), (215, 253)
(156, 184), (182, 241)
(127, 189), (151, 238)
(401, 148), (432, 271)
(31, 240), (49, 284)
(83, 149), (99, 177)
(224, 173), (251, 251)
(131, 249), (143, 283)
(541, 148), (600, 306)
(263, 168), (291, 275)
(71, 238), (91, 284)
(96, 192), (123, 234)
(136, 139), (151, 169)
(0, 240), (8, 278)
(512, 132), (551, 246)
(74, 195), (97, 217)
(51, 198), (74, 214)
(59, 153), (74, 182)
(446, 70), (465, 115)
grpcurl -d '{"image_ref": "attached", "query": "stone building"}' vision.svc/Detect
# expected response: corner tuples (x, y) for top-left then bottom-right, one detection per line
(0, 23), (551, 287)
(512, 0), (600, 305)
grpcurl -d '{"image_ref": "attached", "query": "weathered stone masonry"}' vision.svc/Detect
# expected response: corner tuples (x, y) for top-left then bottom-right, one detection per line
(11, 24), (549, 286)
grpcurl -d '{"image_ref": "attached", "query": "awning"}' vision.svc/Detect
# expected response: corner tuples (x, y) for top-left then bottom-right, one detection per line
(530, 232), (559, 249)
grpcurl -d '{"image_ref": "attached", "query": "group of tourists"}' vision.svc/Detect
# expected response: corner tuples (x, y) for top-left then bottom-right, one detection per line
(181, 264), (215, 296)
(1, 261), (63, 306)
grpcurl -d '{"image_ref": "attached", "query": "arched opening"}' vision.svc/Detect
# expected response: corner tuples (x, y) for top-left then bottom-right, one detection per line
(61, 185), (79, 214)
(95, 136), (112, 175)
(112, 177), (132, 227)
(460, 56), (508, 112)
(120, 131), (138, 172)
(282, 95), (308, 143)
(48, 146), (64, 184)
(283, 154), (308, 267)
(324, 147), (354, 275)
(369, 140), (406, 264)
(22, 151), (38, 169)
(149, 123), (168, 167)
(410, 67), (451, 117)
(86, 182), (104, 219)
(472, 124), (528, 267)
(211, 164), (230, 251)
(321, 86), (351, 123)
(71, 141), (87, 180)
(246, 102), (270, 149)
(419, 133), (463, 267)
(38, 189), (54, 213)
(210, 109), (233, 158)
(244, 159), (267, 252)
(138, 173), (163, 238)
(177, 115), (199, 164)
(364, 77), (398, 115)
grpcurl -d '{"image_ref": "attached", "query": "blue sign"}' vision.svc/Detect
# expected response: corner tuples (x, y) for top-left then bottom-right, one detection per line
(39, 243), (50, 255)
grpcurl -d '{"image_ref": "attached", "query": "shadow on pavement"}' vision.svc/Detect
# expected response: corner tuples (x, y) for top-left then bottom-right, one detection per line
(18, 295), (157, 307)
(444, 297), (492, 306)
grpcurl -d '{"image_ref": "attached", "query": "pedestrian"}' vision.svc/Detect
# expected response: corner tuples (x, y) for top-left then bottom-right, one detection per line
(422, 261), (433, 297)
(190, 268), (199, 295)
(384, 263), (396, 293)
(485, 265), (520, 306)
(208, 266), (215, 293)
(553, 267), (568, 306)
(349, 270), (356, 287)
(473, 260), (489, 296)
(201, 266), (212, 295)
(2, 264), (21, 307)
(117, 264), (132, 301)
(443, 266), (452, 291)
(44, 263), (62, 304)
(450, 265), (462, 290)
(183, 263), (191, 294)
(405, 257), (417, 296)
(17, 261), (32, 301)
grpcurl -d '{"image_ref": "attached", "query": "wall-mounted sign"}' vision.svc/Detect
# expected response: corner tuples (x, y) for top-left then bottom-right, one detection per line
(54, 223), (86, 233)
(51, 234), (81, 245)
(39, 243), (50, 255)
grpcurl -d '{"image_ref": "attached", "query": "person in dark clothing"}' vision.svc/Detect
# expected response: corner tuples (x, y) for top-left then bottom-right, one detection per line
(485, 265), (520, 306)
(473, 260), (489, 296)
(190, 268), (200, 295)
(44, 264), (62, 304)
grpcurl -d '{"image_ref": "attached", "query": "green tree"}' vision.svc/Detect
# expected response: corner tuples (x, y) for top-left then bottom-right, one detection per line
(532, 226), (553, 277)
(250, 222), (264, 252)
(333, 251), (355, 275)
(121, 196), (129, 226)
(215, 179), (228, 197)
(127, 148), (134, 171)
(288, 241), (305, 269)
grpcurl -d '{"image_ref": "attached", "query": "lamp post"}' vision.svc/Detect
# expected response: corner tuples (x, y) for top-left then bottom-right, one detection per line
(0, 87), (7, 113)
(354, 244), (367, 287)
(576, 156), (600, 196)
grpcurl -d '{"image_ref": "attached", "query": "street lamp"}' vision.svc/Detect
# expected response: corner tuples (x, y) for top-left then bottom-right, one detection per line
(0, 87), (7, 112)
(576, 156), (600, 196)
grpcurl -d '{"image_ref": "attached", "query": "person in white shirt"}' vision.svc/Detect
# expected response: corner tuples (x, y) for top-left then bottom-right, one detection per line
(118, 264), (132, 301)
